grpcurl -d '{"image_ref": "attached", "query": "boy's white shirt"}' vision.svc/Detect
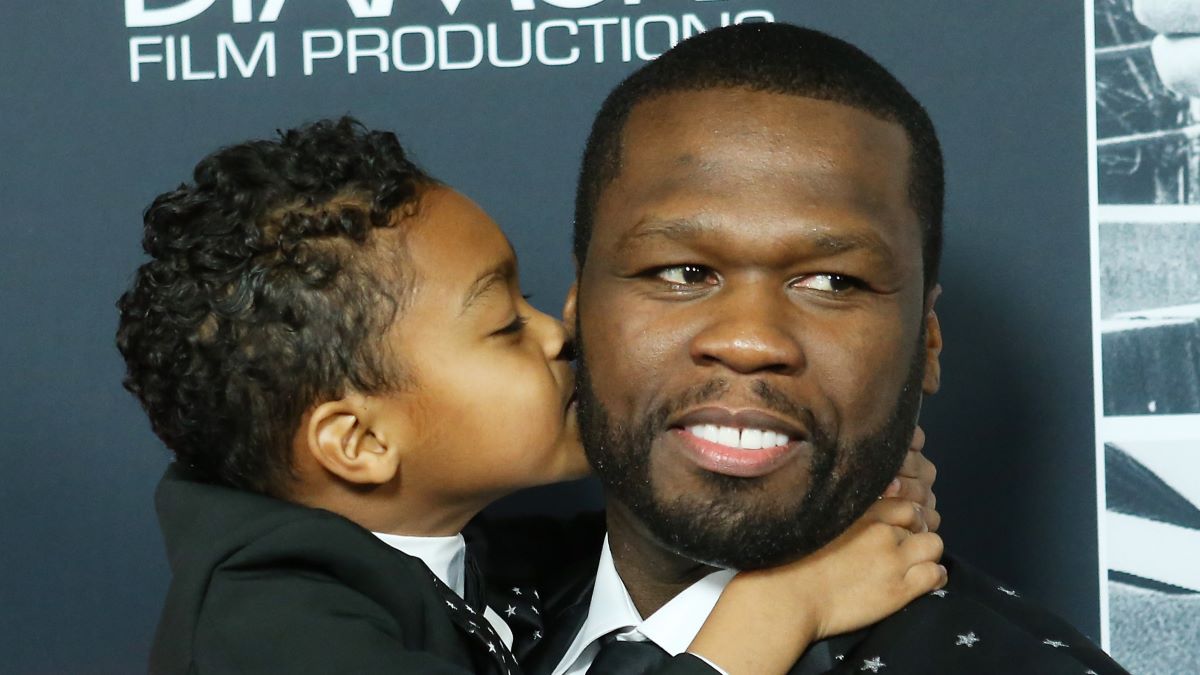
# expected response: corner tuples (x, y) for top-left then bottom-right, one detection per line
(554, 536), (734, 675)
(372, 531), (514, 649)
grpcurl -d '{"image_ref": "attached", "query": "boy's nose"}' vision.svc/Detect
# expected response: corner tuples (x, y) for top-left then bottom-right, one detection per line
(530, 308), (570, 360)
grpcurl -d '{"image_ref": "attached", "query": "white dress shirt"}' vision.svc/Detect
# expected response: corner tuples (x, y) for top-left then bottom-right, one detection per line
(372, 531), (514, 649)
(553, 536), (735, 675)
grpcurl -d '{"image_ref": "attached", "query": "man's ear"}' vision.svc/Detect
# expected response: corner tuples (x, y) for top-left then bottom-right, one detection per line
(922, 284), (943, 395)
(562, 281), (579, 334)
(304, 396), (409, 486)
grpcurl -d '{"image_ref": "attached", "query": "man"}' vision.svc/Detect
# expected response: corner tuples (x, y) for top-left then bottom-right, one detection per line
(527, 23), (1128, 675)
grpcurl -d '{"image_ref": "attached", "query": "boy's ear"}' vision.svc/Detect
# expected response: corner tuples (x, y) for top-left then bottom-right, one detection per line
(304, 396), (410, 486)
(922, 284), (943, 395)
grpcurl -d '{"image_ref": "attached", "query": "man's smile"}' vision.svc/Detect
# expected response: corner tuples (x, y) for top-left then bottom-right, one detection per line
(664, 406), (811, 478)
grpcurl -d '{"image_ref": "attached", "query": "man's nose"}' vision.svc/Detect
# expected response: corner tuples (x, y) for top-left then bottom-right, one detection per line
(688, 285), (804, 375)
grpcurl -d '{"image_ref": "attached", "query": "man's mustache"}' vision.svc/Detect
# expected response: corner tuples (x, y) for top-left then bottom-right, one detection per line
(586, 375), (821, 441)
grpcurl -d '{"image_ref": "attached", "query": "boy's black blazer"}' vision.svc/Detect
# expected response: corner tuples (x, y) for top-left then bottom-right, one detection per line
(150, 464), (590, 675)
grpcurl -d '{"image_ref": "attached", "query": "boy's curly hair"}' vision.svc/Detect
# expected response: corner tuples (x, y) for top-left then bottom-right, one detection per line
(117, 117), (436, 495)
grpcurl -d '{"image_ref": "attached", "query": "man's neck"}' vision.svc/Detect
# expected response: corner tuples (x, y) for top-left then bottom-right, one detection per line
(605, 500), (720, 618)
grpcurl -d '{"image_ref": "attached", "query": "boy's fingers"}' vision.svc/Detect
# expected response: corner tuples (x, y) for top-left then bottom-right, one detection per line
(888, 477), (939, 533)
(910, 425), (926, 453)
(923, 505), (942, 533)
(897, 446), (937, 484)
(900, 531), (945, 565)
(873, 498), (928, 534)
(881, 477), (902, 498)
(904, 561), (949, 594)
(888, 475), (931, 506)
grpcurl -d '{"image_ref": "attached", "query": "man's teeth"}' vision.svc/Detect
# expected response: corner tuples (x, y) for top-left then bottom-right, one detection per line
(684, 424), (790, 450)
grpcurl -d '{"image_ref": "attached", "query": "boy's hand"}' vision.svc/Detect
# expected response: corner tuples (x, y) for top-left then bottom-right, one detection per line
(793, 496), (947, 642)
(881, 426), (940, 532)
(693, 497), (946, 674)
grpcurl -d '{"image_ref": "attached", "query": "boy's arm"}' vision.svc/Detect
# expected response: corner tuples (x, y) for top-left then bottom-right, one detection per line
(686, 498), (945, 675)
(683, 427), (944, 675)
(187, 570), (478, 675)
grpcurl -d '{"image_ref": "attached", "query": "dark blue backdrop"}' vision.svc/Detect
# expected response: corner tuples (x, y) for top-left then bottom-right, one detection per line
(0, 2), (1096, 672)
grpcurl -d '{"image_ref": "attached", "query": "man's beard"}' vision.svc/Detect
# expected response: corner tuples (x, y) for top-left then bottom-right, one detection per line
(575, 330), (926, 570)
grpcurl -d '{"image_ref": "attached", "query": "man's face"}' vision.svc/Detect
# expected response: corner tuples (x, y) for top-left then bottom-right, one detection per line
(570, 88), (941, 569)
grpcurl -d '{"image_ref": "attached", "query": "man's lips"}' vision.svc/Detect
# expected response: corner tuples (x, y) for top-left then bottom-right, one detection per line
(665, 407), (809, 478)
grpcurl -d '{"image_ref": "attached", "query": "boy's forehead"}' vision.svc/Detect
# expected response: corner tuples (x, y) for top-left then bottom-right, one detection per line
(405, 187), (515, 296)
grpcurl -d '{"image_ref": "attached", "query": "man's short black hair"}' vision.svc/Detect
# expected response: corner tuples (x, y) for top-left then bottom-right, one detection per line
(574, 22), (944, 292)
(117, 117), (435, 495)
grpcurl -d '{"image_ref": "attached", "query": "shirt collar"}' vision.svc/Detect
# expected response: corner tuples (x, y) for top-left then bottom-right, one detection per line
(372, 531), (467, 596)
(552, 536), (735, 674)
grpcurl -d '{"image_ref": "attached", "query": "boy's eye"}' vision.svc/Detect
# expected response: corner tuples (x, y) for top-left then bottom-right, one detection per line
(791, 274), (862, 293)
(655, 265), (718, 287)
(494, 315), (528, 336)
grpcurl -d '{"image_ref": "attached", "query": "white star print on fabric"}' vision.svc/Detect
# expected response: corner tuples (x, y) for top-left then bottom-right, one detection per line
(1043, 639), (1068, 648)
(512, 587), (522, 596)
(488, 643), (498, 653)
(835, 654), (845, 661)
(531, 606), (539, 615)
(533, 589), (540, 599)
(445, 600), (456, 610)
(997, 586), (1019, 597)
(533, 631), (542, 640)
(505, 605), (517, 617)
(930, 589), (948, 597)
(861, 656), (886, 672)
(956, 632), (980, 647)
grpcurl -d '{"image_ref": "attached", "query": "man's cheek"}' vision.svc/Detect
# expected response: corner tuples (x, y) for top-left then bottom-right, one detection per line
(800, 346), (877, 428)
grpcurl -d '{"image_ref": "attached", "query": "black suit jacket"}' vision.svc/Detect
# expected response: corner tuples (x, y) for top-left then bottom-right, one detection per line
(526, 545), (1132, 675)
(151, 464), (546, 674)
(151, 465), (718, 674)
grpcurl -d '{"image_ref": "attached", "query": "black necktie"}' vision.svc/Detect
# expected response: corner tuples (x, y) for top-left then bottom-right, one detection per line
(588, 633), (671, 675)
(466, 545), (547, 662)
(422, 553), (520, 675)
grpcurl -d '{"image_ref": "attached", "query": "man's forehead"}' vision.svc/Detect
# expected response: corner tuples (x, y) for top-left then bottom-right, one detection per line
(594, 91), (915, 227)
(623, 87), (908, 148)
(610, 90), (909, 193)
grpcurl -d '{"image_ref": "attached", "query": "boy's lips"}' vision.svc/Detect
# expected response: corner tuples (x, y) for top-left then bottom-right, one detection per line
(665, 407), (810, 478)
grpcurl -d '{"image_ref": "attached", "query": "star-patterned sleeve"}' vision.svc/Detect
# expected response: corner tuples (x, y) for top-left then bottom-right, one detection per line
(819, 555), (1131, 675)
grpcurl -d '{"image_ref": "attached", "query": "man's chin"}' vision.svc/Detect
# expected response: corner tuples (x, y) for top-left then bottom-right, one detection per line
(631, 486), (836, 569)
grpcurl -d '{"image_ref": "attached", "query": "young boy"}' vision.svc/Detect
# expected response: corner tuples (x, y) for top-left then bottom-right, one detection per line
(118, 117), (945, 674)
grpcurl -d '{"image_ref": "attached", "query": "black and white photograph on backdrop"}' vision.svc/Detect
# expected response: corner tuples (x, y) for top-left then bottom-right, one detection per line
(1094, 0), (1200, 204)
(1098, 217), (1200, 416)
(1103, 439), (1200, 674)
(1090, 1), (1200, 673)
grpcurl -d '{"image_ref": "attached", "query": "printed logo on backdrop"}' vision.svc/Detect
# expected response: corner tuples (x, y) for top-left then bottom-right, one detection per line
(125, 0), (774, 82)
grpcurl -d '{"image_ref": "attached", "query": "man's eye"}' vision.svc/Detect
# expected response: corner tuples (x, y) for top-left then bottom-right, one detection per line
(655, 265), (717, 287)
(792, 274), (862, 293)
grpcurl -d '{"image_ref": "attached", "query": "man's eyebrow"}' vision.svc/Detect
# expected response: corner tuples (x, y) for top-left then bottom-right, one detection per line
(618, 216), (894, 259)
(460, 258), (515, 315)
(615, 217), (709, 254)
(808, 230), (893, 258)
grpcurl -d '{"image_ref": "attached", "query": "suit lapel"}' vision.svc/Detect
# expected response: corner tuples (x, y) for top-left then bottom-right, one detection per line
(521, 576), (595, 675)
